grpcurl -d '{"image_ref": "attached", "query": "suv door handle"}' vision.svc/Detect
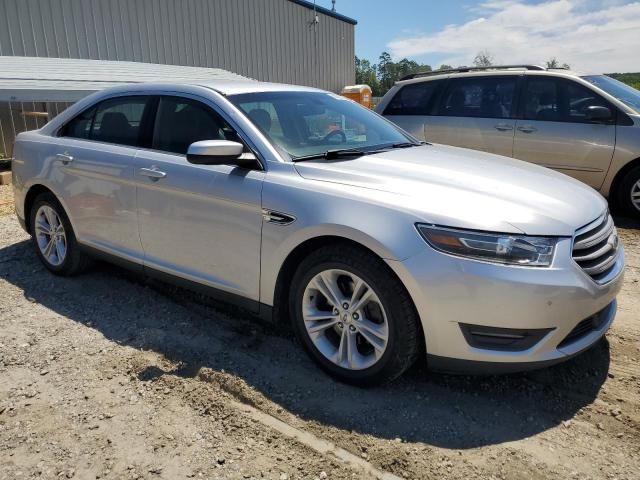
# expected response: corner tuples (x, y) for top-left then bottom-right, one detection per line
(517, 125), (537, 133)
(139, 167), (167, 180)
(494, 123), (513, 132)
(56, 153), (74, 164)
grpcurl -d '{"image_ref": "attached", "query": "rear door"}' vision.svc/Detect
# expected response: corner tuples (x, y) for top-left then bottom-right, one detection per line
(55, 95), (154, 261)
(513, 76), (615, 188)
(427, 75), (518, 157)
(380, 80), (444, 140)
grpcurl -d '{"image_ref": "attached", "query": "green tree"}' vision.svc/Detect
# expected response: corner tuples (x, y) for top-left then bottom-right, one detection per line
(355, 56), (382, 95)
(438, 64), (453, 70)
(473, 50), (493, 67)
(355, 52), (434, 95)
(545, 57), (570, 69)
(377, 51), (396, 92)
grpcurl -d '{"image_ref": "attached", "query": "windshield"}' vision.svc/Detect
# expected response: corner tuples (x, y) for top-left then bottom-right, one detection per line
(581, 75), (640, 113)
(228, 91), (416, 159)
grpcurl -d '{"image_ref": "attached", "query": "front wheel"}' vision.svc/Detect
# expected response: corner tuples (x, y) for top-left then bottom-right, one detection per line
(290, 245), (421, 386)
(617, 165), (640, 217)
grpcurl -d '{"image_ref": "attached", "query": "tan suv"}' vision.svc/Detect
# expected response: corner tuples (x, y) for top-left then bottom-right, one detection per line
(376, 65), (640, 217)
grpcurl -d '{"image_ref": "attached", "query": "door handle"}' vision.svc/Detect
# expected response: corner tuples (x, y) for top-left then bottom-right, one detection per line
(139, 167), (167, 180)
(56, 153), (74, 164)
(517, 125), (537, 133)
(494, 124), (513, 132)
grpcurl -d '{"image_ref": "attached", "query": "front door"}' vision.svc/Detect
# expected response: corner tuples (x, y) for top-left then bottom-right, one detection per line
(513, 76), (616, 188)
(426, 75), (518, 157)
(135, 95), (265, 304)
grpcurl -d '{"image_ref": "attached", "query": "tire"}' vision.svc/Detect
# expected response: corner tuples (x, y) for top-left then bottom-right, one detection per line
(617, 165), (640, 217)
(29, 192), (89, 276)
(289, 244), (421, 386)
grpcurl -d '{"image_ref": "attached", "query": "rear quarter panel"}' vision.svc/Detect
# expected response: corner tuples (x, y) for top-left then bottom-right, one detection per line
(12, 131), (62, 224)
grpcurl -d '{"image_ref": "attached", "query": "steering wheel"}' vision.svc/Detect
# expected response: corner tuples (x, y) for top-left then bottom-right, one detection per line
(322, 129), (347, 144)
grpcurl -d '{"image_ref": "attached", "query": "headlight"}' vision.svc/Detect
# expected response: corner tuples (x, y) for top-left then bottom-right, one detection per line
(416, 224), (558, 267)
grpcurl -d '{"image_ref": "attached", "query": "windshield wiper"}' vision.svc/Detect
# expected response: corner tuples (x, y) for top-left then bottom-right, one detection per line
(292, 148), (367, 162)
(390, 142), (420, 148)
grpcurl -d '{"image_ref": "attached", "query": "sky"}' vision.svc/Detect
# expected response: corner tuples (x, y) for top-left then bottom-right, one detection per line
(315, 0), (640, 73)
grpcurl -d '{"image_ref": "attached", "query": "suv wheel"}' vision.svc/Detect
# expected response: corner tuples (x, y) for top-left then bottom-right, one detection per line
(30, 193), (89, 275)
(290, 245), (420, 386)
(618, 165), (640, 217)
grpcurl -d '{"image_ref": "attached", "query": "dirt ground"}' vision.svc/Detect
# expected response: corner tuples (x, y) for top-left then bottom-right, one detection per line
(1, 182), (639, 480)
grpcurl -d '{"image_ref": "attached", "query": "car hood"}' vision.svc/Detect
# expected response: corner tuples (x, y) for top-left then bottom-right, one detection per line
(293, 144), (607, 236)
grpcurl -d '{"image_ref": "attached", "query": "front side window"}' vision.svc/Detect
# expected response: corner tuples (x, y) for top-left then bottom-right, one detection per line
(566, 81), (610, 122)
(60, 96), (151, 147)
(152, 96), (239, 155)
(438, 77), (516, 119)
(522, 78), (611, 123)
(384, 81), (441, 115)
(228, 91), (412, 159)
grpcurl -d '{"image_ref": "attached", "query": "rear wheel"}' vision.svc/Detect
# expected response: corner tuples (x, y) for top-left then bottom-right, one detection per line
(290, 245), (420, 386)
(617, 165), (640, 217)
(29, 193), (89, 275)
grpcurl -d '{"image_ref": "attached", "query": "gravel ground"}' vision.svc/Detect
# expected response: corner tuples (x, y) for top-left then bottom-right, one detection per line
(1, 198), (639, 480)
(0, 185), (13, 216)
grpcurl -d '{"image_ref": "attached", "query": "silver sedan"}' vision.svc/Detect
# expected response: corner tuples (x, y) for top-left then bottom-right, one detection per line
(12, 81), (624, 385)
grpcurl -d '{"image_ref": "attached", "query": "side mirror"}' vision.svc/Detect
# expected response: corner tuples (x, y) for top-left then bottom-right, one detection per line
(187, 140), (258, 168)
(585, 105), (612, 122)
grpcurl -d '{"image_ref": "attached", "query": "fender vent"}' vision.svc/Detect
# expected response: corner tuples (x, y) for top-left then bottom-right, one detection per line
(262, 209), (295, 225)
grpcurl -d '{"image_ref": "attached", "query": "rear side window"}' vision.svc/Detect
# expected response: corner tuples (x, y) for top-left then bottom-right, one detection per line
(437, 76), (516, 119)
(522, 78), (611, 123)
(152, 96), (239, 155)
(384, 81), (440, 115)
(91, 97), (149, 146)
(61, 106), (97, 139)
(60, 96), (152, 147)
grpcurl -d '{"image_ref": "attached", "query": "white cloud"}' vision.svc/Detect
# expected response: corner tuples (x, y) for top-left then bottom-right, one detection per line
(387, 0), (640, 72)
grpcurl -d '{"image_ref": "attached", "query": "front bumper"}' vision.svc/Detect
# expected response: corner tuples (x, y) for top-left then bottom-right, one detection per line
(386, 237), (624, 372)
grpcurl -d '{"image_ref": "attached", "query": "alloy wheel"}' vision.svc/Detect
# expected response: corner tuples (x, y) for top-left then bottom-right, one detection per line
(34, 205), (67, 266)
(302, 269), (389, 370)
(631, 179), (640, 212)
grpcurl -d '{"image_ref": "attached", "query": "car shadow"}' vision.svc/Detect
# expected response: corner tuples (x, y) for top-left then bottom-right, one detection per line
(0, 239), (610, 450)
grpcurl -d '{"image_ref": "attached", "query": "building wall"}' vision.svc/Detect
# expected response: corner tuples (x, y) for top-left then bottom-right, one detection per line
(0, 0), (355, 92)
(0, 101), (70, 158)
(0, 0), (355, 157)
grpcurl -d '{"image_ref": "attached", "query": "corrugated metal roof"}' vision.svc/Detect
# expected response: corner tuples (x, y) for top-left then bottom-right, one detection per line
(0, 56), (248, 102)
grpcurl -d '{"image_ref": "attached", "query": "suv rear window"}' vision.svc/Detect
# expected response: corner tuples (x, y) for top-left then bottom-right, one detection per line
(437, 77), (516, 119)
(384, 81), (441, 116)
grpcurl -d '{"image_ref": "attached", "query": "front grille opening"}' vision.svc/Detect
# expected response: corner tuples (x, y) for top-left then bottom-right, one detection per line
(557, 304), (611, 349)
(459, 324), (553, 352)
(572, 213), (619, 283)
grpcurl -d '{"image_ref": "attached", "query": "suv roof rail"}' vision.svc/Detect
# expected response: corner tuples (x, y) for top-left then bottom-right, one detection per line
(400, 64), (546, 81)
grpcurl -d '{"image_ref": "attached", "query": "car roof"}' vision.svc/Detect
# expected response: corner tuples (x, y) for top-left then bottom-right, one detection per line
(395, 67), (592, 87)
(91, 79), (324, 97)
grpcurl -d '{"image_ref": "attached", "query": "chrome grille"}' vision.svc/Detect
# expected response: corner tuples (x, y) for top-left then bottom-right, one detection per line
(572, 212), (619, 283)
